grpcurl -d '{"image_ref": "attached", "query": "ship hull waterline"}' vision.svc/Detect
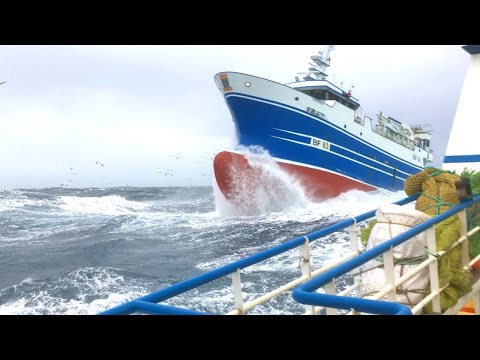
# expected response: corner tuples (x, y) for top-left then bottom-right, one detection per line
(213, 151), (377, 202)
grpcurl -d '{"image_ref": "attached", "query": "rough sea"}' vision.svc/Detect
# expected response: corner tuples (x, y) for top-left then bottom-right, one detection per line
(0, 175), (407, 315)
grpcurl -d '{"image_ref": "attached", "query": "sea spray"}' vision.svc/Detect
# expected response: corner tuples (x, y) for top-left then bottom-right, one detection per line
(214, 146), (309, 216)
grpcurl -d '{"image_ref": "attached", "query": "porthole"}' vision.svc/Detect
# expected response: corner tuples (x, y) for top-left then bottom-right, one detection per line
(295, 97), (299, 101)
(245, 82), (251, 87)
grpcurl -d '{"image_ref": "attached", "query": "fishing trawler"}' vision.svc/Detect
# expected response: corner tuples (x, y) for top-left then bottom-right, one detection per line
(213, 46), (433, 202)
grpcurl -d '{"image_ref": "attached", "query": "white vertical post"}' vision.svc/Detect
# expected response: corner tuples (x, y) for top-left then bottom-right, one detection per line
(349, 223), (359, 253)
(442, 46), (480, 174)
(383, 247), (397, 302)
(232, 269), (244, 315)
(299, 237), (314, 314)
(426, 226), (441, 313)
(349, 223), (361, 314)
(324, 280), (338, 315)
(458, 209), (470, 268)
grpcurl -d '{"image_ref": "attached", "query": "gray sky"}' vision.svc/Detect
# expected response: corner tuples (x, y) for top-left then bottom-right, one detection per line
(0, 45), (470, 189)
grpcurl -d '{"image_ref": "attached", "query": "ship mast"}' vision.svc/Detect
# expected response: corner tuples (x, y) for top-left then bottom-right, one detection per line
(300, 45), (335, 81)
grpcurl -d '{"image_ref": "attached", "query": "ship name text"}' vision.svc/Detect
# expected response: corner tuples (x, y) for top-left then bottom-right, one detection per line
(306, 107), (326, 119)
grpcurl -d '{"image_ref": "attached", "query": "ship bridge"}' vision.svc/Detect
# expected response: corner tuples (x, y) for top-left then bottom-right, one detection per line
(288, 80), (360, 111)
(286, 45), (360, 111)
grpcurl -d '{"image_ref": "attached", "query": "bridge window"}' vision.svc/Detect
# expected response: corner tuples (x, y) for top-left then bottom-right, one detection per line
(300, 88), (359, 111)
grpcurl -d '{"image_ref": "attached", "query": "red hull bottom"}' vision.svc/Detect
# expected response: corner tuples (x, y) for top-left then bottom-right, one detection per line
(213, 151), (376, 202)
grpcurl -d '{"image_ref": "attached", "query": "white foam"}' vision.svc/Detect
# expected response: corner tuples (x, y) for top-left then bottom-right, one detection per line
(58, 195), (151, 216)
(0, 189), (39, 212)
(214, 146), (309, 216)
(198, 188), (408, 272)
(0, 267), (149, 315)
(0, 290), (143, 315)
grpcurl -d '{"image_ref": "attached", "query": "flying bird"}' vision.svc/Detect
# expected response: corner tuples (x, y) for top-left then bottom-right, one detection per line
(0, 81), (6, 86)
(70, 167), (79, 174)
(96, 161), (104, 167)
(156, 168), (173, 175)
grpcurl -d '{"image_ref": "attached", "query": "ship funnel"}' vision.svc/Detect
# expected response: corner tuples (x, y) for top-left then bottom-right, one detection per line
(442, 45), (480, 173)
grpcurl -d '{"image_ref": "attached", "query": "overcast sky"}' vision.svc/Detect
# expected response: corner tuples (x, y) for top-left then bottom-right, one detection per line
(0, 45), (470, 189)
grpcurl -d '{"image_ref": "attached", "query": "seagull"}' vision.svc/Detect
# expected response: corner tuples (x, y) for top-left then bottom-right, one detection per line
(96, 161), (104, 167)
(70, 167), (79, 174)
(169, 155), (179, 159)
(156, 169), (173, 175)
(0, 81), (6, 86)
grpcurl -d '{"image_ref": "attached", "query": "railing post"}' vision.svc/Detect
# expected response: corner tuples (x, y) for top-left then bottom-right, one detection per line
(458, 209), (470, 268)
(426, 226), (441, 313)
(349, 223), (361, 314)
(299, 237), (314, 314)
(383, 247), (397, 302)
(324, 280), (338, 315)
(348, 222), (362, 286)
(232, 269), (245, 315)
(348, 223), (359, 253)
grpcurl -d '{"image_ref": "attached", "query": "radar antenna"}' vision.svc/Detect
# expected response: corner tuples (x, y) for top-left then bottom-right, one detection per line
(299, 45), (335, 81)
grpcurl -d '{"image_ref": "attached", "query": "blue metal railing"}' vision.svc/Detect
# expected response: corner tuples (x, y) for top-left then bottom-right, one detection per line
(100, 193), (419, 315)
(292, 194), (480, 315)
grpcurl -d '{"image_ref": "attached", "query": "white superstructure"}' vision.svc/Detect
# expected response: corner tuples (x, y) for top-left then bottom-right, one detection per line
(443, 45), (480, 173)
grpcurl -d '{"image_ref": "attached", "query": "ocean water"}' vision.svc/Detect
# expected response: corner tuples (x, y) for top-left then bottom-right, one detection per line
(0, 180), (407, 315)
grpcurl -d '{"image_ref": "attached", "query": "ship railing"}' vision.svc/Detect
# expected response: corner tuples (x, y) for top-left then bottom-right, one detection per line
(411, 124), (432, 135)
(292, 194), (480, 315)
(373, 126), (416, 150)
(354, 116), (365, 126)
(99, 193), (480, 315)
